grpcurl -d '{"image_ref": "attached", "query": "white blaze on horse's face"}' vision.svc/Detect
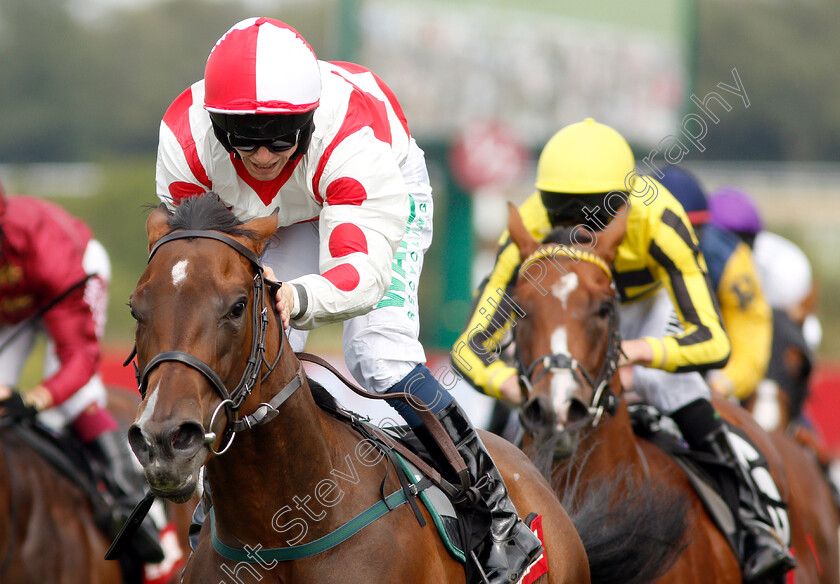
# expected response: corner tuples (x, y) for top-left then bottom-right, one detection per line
(549, 273), (579, 430)
(171, 259), (189, 288)
(552, 272), (578, 309)
(137, 380), (161, 427)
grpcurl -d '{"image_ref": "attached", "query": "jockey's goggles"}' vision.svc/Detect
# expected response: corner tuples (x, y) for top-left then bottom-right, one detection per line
(227, 127), (300, 153)
(540, 191), (627, 231)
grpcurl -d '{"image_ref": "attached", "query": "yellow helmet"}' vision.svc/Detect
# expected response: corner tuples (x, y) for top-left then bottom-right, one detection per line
(535, 118), (635, 194)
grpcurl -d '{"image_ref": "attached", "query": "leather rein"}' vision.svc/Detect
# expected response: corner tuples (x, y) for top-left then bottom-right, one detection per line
(126, 229), (470, 493)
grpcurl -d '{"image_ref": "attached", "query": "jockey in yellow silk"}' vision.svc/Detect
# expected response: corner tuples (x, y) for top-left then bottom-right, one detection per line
(452, 118), (795, 583)
(658, 166), (772, 402)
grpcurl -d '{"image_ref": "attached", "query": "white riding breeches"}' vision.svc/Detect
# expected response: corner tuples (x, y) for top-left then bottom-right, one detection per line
(0, 239), (110, 431)
(262, 143), (433, 394)
(619, 287), (711, 414)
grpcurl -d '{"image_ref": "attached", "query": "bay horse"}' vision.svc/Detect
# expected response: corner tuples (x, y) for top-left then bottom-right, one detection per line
(125, 195), (596, 583)
(504, 203), (824, 584)
(0, 423), (123, 584)
(744, 339), (840, 584)
(0, 387), (189, 584)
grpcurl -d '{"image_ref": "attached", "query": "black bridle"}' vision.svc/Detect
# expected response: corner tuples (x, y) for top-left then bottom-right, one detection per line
(129, 229), (293, 454)
(514, 246), (622, 427)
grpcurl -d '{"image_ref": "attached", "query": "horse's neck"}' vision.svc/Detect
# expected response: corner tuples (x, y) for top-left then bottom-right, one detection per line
(565, 399), (645, 481)
(206, 353), (379, 546)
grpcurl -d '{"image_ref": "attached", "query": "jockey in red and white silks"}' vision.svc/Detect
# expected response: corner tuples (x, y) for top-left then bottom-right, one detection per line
(155, 18), (543, 582)
(156, 48), (430, 393)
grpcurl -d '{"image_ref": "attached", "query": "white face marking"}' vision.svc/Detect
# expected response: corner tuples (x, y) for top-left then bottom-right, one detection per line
(137, 380), (160, 428)
(171, 259), (189, 287)
(551, 272), (578, 309)
(548, 324), (577, 428)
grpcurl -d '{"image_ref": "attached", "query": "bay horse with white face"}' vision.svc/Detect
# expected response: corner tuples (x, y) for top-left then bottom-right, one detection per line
(505, 203), (825, 584)
(125, 194), (595, 584)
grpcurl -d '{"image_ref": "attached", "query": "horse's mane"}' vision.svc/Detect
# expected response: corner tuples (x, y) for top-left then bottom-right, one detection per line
(308, 378), (340, 412)
(167, 192), (259, 240)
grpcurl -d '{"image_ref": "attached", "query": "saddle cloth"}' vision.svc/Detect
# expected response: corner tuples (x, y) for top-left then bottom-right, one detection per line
(628, 404), (791, 555)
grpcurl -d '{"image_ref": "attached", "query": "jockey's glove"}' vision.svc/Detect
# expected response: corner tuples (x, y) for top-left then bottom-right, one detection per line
(0, 391), (37, 421)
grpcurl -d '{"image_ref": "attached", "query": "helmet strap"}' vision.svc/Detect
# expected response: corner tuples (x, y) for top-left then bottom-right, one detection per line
(289, 119), (315, 162)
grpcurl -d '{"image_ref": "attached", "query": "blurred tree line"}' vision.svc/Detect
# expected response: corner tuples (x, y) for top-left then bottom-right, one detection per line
(0, 0), (332, 163)
(1, 0), (839, 163)
(694, 0), (840, 161)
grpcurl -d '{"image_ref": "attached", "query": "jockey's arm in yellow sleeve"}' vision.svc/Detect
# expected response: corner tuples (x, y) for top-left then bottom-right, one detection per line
(451, 194), (551, 399)
(709, 241), (772, 400)
(629, 191), (731, 373)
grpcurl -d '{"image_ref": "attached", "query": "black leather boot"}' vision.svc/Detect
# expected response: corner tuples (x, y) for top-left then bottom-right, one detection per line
(89, 430), (165, 564)
(417, 401), (543, 584)
(701, 427), (796, 583)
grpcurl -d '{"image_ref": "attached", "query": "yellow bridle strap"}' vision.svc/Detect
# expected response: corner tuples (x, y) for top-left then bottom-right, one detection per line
(522, 244), (612, 280)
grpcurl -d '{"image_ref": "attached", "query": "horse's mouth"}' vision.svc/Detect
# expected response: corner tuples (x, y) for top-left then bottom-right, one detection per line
(147, 472), (198, 503)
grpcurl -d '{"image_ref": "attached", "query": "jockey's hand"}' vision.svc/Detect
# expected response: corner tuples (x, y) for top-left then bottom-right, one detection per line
(618, 366), (634, 391)
(498, 375), (524, 405)
(275, 282), (295, 330)
(707, 370), (735, 400)
(618, 339), (654, 368)
(24, 385), (54, 411)
(262, 266), (294, 329)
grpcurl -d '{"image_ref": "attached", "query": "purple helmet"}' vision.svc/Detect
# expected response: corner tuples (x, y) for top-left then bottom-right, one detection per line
(708, 187), (763, 235)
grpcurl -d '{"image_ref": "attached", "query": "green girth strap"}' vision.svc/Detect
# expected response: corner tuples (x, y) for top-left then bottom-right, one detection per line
(211, 488), (410, 562)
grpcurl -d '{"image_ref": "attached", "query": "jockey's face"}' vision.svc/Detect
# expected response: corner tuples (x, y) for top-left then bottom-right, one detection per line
(236, 143), (299, 181)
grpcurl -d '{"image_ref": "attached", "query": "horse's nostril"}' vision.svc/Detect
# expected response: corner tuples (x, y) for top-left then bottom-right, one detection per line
(170, 421), (206, 455)
(128, 425), (151, 465)
(520, 396), (553, 432)
(567, 399), (590, 423)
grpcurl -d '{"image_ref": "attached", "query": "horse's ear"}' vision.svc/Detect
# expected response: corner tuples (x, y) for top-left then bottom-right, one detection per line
(507, 202), (539, 262)
(592, 203), (629, 264)
(241, 211), (280, 255)
(146, 204), (172, 253)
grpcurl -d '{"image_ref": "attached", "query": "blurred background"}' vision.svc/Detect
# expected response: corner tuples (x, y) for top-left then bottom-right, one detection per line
(1, 0), (838, 434)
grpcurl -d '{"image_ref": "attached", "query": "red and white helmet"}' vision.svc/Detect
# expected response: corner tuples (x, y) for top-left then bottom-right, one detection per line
(204, 17), (321, 115)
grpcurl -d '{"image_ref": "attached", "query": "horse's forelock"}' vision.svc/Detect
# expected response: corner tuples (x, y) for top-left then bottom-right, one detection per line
(168, 193), (259, 240)
(543, 225), (593, 247)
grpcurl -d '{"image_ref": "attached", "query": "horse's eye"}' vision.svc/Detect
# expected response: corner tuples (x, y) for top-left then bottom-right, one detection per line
(229, 300), (247, 319)
(598, 301), (612, 319)
(128, 302), (140, 322)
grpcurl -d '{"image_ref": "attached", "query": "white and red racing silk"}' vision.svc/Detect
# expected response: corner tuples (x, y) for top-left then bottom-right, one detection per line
(156, 61), (414, 329)
(0, 197), (101, 406)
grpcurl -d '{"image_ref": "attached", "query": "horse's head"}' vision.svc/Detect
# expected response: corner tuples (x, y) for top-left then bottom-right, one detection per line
(508, 203), (626, 437)
(126, 194), (283, 502)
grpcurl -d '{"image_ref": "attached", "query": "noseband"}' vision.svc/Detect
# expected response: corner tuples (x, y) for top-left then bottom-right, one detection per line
(515, 245), (621, 426)
(129, 229), (291, 454)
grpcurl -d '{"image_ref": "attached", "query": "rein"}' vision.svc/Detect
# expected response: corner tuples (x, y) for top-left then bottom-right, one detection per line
(130, 229), (287, 455)
(129, 229), (470, 491)
(515, 244), (621, 426)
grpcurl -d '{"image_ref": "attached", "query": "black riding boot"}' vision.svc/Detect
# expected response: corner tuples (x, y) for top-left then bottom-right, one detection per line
(701, 427), (796, 583)
(89, 430), (165, 564)
(417, 401), (543, 584)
